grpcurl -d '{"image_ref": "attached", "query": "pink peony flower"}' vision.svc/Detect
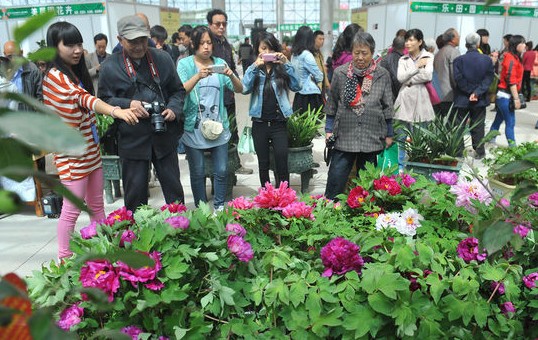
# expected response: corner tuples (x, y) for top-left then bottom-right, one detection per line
(513, 224), (530, 238)
(227, 235), (254, 262)
(320, 237), (364, 277)
(528, 192), (538, 207)
(254, 181), (297, 209)
(450, 178), (492, 213)
(500, 302), (515, 315)
(144, 279), (165, 291)
(432, 171), (458, 185)
(399, 173), (416, 188)
(225, 223), (246, 237)
(57, 303), (84, 331)
(523, 272), (538, 289)
(499, 198), (510, 207)
(119, 230), (136, 247)
(490, 281), (505, 295)
(105, 207), (134, 226)
(281, 201), (315, 220)
(347, 186), (371, 209)
(122, 325), (144, 339)
(373, 176), (402, 196)
(228, 196), (254, 210)
(456, 237), (487, 263)
(165, 216), (190, 229)
(79, 260), (120, 302)
(80, 221), (98, 239)
(117, 251), (162, 288)
(160, 202), (187, 214)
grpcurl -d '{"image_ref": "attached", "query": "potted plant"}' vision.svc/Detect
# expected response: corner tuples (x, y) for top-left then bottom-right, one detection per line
(483, 142), (538, 197)
(401, 114), (472, 177)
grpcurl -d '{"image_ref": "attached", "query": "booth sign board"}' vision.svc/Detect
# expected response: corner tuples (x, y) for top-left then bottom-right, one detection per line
(0, 3), (106, 20)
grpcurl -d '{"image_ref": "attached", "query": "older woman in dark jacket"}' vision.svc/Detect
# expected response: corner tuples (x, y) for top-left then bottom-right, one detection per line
(324, 32), (394, 200)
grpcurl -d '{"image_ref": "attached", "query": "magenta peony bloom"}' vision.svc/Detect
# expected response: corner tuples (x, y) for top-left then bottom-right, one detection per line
(399, 173), (416, 188)
(105, 207), (134, 226)
(281, 201), (315, 220)
(346, 186), (371, 209)
(117, 251), (162, 287)
(80, 221), (98, 239)
(373, 176), (402, 196)
(432, 171), (458, 185)
(144, 279), (165, 291)
(119, 230), (136, 247)
(490, 281), (505, 295)
(513, 224), (530, 238)
(57, 303), (84, 331)
(500, 302), (515, 315)
(450, 178), (492, 213)
(228, 196), (254, 210)
(523, 272), (538, 289)
(225, 223), (246, 237)
(227, 235), (254, 262)
(457, 237), (487, 263)
(254, 181), (297, 209)
(320, 237), (364, 277)
(79, 260), (120, 302)
(122, 325), (144, 339)
(499, 198), (510, 207)
(529, 192), (538, 207)
(165, 216), (190, 229)
(160, 202), (187, 214)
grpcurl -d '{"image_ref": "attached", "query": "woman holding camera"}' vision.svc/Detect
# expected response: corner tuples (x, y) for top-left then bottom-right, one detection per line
(489, 35), (526, 147)
(324, 32), (394, 200)
(42, 22), (137, 259)
(177, 26), (243, 211)
(242, 32), (301, 187)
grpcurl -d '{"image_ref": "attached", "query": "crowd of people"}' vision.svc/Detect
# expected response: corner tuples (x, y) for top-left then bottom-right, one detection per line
(1, 11), (536, 259)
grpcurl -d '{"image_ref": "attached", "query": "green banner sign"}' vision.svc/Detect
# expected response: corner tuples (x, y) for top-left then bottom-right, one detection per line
(508, 6), (538, 17)
(410, 2), (506, 16)
(278, 23), (339, 31)
(0, 3), (105, 20)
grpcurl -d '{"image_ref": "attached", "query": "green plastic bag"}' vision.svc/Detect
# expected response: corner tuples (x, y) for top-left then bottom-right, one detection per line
(377, 143), (398, 175)
(238, 126), (256, 154)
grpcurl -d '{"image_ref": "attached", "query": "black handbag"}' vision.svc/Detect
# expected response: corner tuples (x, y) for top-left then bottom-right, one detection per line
(509, 93), (526, 111)
(324, 135), (336, 166)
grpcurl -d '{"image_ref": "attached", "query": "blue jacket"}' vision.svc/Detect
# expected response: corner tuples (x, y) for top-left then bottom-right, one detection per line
(177, 56), (233, 132)
(291, 50), (323, 95)
(242, 63), (301, 118)
(453, 49), (495, 108)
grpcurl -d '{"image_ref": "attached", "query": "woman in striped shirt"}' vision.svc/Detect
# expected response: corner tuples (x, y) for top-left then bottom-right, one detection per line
(43, 22), (137, 259)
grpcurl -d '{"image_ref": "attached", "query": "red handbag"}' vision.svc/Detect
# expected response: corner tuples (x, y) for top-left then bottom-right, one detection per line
(425, 81), (441, 105)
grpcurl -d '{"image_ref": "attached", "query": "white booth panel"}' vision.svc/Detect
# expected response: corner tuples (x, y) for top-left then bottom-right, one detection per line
(107, 2), (137, 47)
(408, 12), (436, 39)
(134, 4), (161, 30)
(530, 20), (538, 48)
(506, 17), (532, 40)
(367, 5), (386, 51)
(484, 16), (506, 52)
(384, 2), (408, 50)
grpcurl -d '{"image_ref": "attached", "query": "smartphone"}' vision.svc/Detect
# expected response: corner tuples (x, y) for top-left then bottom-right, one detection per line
(262, 53), (278, 62)
(209, 64), (226, 73)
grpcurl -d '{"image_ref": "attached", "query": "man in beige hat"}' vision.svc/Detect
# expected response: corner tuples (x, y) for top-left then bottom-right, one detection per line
(98, 15), (186, 212)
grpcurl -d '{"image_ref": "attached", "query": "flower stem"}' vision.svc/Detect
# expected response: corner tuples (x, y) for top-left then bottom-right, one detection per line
(204, 314), (228, 324)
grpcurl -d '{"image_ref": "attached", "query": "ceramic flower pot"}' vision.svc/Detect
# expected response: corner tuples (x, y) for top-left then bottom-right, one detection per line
(270, 143), (314, 193)
(487, 176), (516, 199)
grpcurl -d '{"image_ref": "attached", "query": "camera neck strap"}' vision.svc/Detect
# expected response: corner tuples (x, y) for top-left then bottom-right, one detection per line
(122, 50), (166, 102)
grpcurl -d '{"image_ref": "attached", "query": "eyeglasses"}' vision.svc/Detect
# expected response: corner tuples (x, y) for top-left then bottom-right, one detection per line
(212, 21), (227, 28)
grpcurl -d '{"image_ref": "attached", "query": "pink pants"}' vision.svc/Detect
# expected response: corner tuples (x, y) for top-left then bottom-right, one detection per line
(57, 167), (105, 258)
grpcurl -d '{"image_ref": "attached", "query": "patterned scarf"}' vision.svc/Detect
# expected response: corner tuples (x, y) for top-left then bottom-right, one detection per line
(343, 61), (377, 117)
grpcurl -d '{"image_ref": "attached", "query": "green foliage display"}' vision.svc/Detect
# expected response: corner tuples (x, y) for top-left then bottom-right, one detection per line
(287, 106), (323, 148)
(484, 142), (538, 185)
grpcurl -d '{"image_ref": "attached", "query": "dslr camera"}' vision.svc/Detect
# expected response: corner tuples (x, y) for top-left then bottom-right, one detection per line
(144, 101), (167, 133)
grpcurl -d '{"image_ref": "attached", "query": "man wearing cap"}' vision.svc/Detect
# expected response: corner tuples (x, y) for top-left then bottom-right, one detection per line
(98, 15), (186, 212)
(453, 32), (494, 160)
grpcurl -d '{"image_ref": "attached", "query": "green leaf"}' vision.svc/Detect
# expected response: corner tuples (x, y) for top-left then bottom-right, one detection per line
(311, 307), (344, 335)
(264, 279), (288, 306)
(481, 221), (514, 255)
(289, 281), (307, 307)
(201, 292), (214, 308)
(342, 305), (377, 338)
(0, 112), (86, 155)
(426, 275), (448, 304)
(474, 301), (490, 328)
(0, 139), (33, 179)
(497, 160), (535, 175)
(93, 250), (155, 268)
(29, 308), (74, 340)
(367, 292), (393, 316)
(305, 291), (322, 319)
(416, 243), (434, 265)
(89, 330), (131, 340)
(394, 244), (415, 270)
(27, 48), (57, 63)
(14, 11), (56, 43)
(479, 263), (506, 282)
(219, 286), (235, 306)
(393, 303), (417, 337)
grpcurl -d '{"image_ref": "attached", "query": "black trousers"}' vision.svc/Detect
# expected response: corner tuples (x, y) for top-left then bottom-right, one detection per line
(252, 120), (289, 187)
(456, 106), (486, 156)
(522, 70), (532, 101)
(122, 150), (184, 212)
(292, 93), (324, 115)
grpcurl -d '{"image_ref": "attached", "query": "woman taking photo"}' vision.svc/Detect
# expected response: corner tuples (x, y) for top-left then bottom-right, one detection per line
(43, 22), (137, 259)
(324, 32), (394, 200)
(490, 35), (526, 146)
(291, 26), (324, 114)
(393, 28), (435, 171)
(242, 32), (301, 187)
(177, 26), (243, 211)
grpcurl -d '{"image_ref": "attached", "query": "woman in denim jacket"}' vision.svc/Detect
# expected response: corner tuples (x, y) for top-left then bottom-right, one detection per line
(291, 26), (324, 114)
(242, 32), (301, 187)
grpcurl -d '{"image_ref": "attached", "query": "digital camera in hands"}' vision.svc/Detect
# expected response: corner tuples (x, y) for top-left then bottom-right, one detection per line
(144, 101), (167, 133)
(208, 64), (226, 73)
(262, 53), (278, 62)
